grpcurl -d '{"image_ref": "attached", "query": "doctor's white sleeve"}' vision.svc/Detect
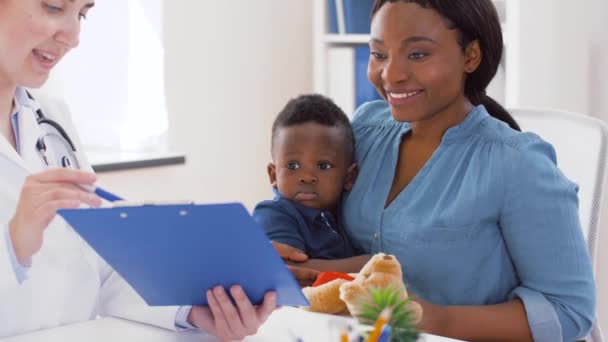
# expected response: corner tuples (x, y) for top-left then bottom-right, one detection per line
(96, 255), (186, 331)
(0, 224), (31, 292)
(35, 93), (195, 331)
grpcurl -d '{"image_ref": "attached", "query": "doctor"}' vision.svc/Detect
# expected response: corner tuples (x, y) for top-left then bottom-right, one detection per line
(0, 0), (276, 340)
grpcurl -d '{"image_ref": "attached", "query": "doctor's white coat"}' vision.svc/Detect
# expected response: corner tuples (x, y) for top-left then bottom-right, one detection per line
(0, 90), (179, 337)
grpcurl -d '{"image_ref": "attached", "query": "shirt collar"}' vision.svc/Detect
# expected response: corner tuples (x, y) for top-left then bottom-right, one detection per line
(442, 105), (489, 142)
(13, 87), (42, 115)
(10, 111), (20, 154)
(10, 88), (33, 154)
(272, 188), (337, 223)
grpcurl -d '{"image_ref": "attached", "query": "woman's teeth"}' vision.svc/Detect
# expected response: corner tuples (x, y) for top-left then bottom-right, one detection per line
(34, 50), (56, 62)
(390, 91), (420, 99)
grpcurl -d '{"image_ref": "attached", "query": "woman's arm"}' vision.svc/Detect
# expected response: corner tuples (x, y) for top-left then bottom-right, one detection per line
(419, 298), (533, 342)
(277, 244), (534, 341)
(426, 139), (596, 342)
(446, 138), (595, 342)
(272, 242), (368, 285)
(273, 241), (370, 273)
(286, 255), (370, 274)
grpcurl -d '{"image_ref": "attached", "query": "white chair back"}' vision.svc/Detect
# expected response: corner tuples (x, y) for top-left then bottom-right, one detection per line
(511, 108), (608, 342)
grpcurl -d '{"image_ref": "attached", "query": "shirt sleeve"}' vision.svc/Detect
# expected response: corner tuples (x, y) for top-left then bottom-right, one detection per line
(501, 135), (596, 341)
(1, 223), (31, 286)
(175, 306), (197, 330)
(252, 200), (306, 252)
(97, 254), (182, 331)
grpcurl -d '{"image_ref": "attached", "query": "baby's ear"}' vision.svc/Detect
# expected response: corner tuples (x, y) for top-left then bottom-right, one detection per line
(343, 163), (358, 191)
(267, 162), (278, 188)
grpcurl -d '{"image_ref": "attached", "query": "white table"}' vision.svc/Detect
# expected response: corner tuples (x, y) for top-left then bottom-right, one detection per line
(1, 307), (463, 342)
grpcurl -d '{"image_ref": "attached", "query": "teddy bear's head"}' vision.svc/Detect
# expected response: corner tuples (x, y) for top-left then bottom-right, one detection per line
(339, 254), (405, 314)
(354, 253), (402, 285)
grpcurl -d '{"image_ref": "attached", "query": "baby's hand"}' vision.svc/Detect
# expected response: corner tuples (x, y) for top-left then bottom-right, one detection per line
(272, 241), (308, 262)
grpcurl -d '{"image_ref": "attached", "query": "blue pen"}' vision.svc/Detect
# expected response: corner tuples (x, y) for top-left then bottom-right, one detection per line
(376, 324), (391, 342)
(58, 156), (124, 202)
(80, 184), (124, 202)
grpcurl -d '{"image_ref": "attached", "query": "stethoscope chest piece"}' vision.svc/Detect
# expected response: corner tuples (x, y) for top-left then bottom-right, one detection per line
(26, 91), (81, 169)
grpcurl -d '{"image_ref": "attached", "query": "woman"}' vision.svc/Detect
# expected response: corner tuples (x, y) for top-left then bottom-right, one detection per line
(0, 0), (275, 339)
(279, 1), (596, 341)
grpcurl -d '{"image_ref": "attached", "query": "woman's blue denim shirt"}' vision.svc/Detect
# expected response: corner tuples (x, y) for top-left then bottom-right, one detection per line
(342, 101), (595, 341)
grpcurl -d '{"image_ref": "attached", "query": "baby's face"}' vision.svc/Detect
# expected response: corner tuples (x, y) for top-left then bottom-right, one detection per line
(270, 122), (353, 210)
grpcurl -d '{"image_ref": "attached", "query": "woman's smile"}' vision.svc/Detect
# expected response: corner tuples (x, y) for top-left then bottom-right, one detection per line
(32, 48), (59, 71)
(386, 89), (424, 106)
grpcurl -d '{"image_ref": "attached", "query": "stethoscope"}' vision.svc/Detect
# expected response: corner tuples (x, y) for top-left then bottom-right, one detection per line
(28, 92), (81, 169)
(27, 93), (123, 202)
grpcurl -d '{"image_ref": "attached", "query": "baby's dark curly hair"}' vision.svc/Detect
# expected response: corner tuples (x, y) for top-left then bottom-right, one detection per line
(271, 94), (354, 162)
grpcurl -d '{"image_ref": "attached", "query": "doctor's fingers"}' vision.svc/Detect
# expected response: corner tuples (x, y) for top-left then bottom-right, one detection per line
(34, 199), (83, 226)
(13, 187), (101, 232)
(230, 286), (275, 334)
(23, 180), (87, 199)
(34, 187), (102, 209)
(207, 287), (248, 340)
(254, 291), (277, 323)
(27, 168), (96, 185)
(12, 198), (83, 238)
(20, 177), (97, 205)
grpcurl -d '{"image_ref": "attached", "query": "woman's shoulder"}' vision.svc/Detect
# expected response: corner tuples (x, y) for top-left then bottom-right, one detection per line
(476, 114), (558, 165)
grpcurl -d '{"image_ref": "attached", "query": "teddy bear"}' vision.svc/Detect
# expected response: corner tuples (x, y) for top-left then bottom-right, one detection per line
(340, 253), (422, 322)
(302, 275), (352, 315)
(301, 253), (422, 323)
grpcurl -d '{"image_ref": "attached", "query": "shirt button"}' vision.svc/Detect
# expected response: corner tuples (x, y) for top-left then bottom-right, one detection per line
(373, 233), (379, 240)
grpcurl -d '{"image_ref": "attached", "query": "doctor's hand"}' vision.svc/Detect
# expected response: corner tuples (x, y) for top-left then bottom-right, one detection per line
(187, 285), (276, 341)
(271, 242), (319, 287)
(9, 169), (102, 264)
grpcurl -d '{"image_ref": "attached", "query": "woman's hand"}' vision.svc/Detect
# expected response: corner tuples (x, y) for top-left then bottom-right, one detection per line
(8, 169), (102, 264)
(413, 296), (447, 336)
(187, 286), (276, 341)
(271, 241), (319, 287)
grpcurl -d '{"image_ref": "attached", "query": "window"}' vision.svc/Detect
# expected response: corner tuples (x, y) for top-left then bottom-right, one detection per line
(41, 0), (168, 152)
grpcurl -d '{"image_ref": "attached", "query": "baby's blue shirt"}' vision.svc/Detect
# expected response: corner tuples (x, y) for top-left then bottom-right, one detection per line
(253, 189), (359, 259)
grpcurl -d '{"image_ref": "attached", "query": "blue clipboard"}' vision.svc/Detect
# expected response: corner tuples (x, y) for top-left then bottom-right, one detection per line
(57, 203), (309, 307)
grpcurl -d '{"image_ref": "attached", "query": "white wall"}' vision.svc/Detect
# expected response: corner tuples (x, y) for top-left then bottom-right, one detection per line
(589, 0), (608, 120)
(42, 0), (169, 151)
(506, 0), (590, 113)
(590, 0), (608, 335)
(98, 0), (313, 209)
